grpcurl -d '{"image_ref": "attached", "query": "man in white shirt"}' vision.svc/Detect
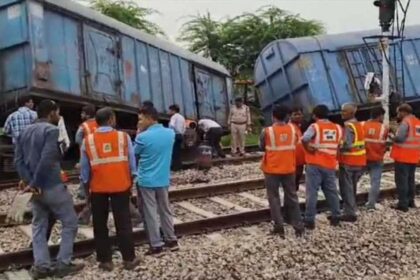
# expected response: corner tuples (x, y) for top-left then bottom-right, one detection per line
(168, 104), (186, 171)
(198, 119), (225, 158)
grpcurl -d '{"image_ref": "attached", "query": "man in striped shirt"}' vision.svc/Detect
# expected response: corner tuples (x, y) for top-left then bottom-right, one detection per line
(3, 96), (37, 144)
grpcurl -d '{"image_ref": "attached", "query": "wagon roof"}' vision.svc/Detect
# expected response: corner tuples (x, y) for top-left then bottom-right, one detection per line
(42, 0), (230, 76)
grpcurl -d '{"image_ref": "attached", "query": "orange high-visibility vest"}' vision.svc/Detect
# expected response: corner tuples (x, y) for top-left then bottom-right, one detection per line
(261, 123), (297, 175)
(305, 120), (343, 170)
(362, 120), (388, 162)
(338, 121), (367, 167)
(391, 115), (420, 164)
(80, 119), (98, 137)
(84, 130), (132, 193)
(290, 123), (305, 166)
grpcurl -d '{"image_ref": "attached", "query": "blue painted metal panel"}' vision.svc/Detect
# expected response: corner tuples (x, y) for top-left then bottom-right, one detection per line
(255, 25), (420, 122)
(83, 24), (119, 97)
(121, 36), (139, 104)
(195, 68), (215, 119)
(43, 10), (81, 95)
(180, 59), (196, 119)
(169, 55), (184, 115)
(136, 41), (152, 104)
(0, 45), (30, 92)
(0, 2), (28, 50)
(212, 75), (228, 125)
(148, 46), (163, 112)
(160, 50), (174, 110)
(0, 0), (21, 8)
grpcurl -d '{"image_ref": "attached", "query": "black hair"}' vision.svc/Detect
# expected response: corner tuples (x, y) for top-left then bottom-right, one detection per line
(95, 107), (115, 126)
(19, 96), (33, 107)
(235, 97), (243, 102)
(142, 101), (154, 109)
(272, 104), (290, 121)
(82, 105), (96, 117)
(37, 100), (58, 119)
(312, 105), (330, 119)
(370, 107), (385, 119)
(139, 106), (159, 121)
(169, 104), (180, 113)
(291, 106), (303, 113)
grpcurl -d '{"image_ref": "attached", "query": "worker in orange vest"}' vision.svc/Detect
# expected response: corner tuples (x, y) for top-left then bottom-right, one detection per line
(259, 104), (304, 238)
(362, 107), (389, 210)
(338, 103), (366, 222)
(390, 103), (420, 212)
(80, 107), (140, 271)
(302, 105), (343, 229)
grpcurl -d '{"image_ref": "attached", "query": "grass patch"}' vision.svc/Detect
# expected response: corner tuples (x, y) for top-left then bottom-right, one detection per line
(221, 133), (259, 148)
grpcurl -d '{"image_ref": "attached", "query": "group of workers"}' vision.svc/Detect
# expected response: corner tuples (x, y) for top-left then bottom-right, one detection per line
(260, 102), (420, 237)
(3, 94), (420, 278)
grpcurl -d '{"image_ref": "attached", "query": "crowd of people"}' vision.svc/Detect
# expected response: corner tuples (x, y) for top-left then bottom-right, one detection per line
(3, 95), (420, 279)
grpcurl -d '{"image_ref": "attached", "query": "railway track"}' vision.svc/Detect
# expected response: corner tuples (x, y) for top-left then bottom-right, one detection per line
(0, 162), (412, 272)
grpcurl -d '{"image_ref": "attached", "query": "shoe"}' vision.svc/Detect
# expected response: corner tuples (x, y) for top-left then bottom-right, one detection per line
(340, 215), (357, 223)
(304, 221), (315, 230)
(391, 204), (409, 212)
(54, 262), (84, 278)
(329, 216), (340, 227)
(294, 227), (305, 237)
(98, 262), (114, 272)
(270, 226), (285, 238)
(164, 240), (180, 252)
(145, 246), (163, 256)
(30, 267), (53, 280)
(409, 201), (417, 208)
(123, 257), (141, 270)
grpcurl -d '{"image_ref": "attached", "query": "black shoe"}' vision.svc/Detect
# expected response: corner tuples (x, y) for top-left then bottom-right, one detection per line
(123, 257), (141, 270)
(294, 227), (305, 237)
(340, 215), (357, 223)
(164, 240), (180, 252)
(53, 262), (84, 278)
(98, 262), (114, 272)
(271, 226), (285, 238)
(145, 246), (163, 256)
(391, 204), (409, 212)
(30, 267), (53, 280)
(304, 221), (315, 230)
(409, 201), (417, 208)
(329, 216), (340, 227)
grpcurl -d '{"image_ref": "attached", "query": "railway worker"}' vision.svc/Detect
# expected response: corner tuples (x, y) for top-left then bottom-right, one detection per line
(197, 118), (226, 158)
(338, 103), (366, 222)
(3, 96), (37, 144)
(14, 100), (82, 279)
(135, 106), (179, 255)
(168, 104), (186, 171)
(301, 105), (342, 229)
(289, 107), (306, 190)
(362, 107), (389, 210)
(80, 107), (140, 271)
(228, 97), (251, 156)
(390, 103), (420, 212)
(259, 104), (304, 237)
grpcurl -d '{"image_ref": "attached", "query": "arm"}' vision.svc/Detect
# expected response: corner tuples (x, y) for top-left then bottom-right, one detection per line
(58, 117), (71, 150)
(227, 107), (232, 125)
(393, 122), (409, 143)
(3, 115), (12, 137)
(340, 125), (355, 151)
(134, 134), (144, 157)
(258, 129), (265, 151)
(246, 106), (252, 127)
(29, 128), (60, 188)
(14, 138), (32, 183)
(301, 125), (316, 152)
(126, 134), (137, 177)
(80, 142), (91, 184)
(75, 126), (84, 146)
(168, 115), (176, 131)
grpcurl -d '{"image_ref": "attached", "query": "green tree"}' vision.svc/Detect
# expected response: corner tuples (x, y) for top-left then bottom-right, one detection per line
(178, 6), (324, 78)
(90, 0), (164, 35)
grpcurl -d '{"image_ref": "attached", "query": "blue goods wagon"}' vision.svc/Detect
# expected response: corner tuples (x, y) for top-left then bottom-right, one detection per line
(254, 25), (420, 123)
(0, 0), (232, 129)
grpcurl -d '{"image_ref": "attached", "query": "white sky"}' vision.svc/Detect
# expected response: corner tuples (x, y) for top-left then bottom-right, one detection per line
(137, 0), (420, 42)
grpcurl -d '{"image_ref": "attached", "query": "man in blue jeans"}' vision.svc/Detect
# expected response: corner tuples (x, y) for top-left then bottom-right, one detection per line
(134, 106), (178, 255)
(362, 107), (388, 210)
(14, 100), (83, 279)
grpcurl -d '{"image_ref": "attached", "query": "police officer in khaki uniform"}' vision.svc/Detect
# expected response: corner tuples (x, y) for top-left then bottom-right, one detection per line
(228, 97), (251, 156)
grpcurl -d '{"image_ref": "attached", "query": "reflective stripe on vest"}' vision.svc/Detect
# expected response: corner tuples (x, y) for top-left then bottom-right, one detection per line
(265, 124), (296, 151)
(341, 122), (366, 156)
(87, 131), (128, 166)
(310, 123), (342, 156)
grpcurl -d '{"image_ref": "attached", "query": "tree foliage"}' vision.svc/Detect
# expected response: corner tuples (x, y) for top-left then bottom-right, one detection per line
(90, 0), (164, 35)
(178, 6), (324, 78)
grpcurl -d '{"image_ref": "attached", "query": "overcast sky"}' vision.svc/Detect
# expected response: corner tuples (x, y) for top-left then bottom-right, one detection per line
(136, 0), (420, 42)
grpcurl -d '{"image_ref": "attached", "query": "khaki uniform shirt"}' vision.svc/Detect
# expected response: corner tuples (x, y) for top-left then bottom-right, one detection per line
(228, 105), (251, 126)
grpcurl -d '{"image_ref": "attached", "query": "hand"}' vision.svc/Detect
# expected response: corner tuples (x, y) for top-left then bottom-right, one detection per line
(18, 180), (27, 191)
(6, 192), (33, 224)
(75, 163), (81, 170)
(21, 186), (41, 195)
(306, 145), (317, 154)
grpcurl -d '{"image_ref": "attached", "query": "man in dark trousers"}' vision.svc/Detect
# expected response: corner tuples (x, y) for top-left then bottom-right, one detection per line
(168, 104), (185, 171)
(198, 118), (225, 158)
(80, 107), (140, 271)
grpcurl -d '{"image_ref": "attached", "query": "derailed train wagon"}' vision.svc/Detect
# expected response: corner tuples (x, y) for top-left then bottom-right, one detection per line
(254, 26), (420, 124)
(0, 0), (232, 130)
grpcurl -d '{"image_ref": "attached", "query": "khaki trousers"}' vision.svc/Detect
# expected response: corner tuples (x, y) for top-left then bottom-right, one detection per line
(231, 123), (246, 154)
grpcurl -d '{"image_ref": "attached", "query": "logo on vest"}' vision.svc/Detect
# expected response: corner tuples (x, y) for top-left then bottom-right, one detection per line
(103, 143), (112, 153)
(368, 128), (376, 136)
(279, 134), (288, 142)
(323, 130), (337, 141)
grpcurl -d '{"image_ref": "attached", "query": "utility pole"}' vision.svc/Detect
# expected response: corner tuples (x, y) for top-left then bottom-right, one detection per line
(373, 0), (396, 126)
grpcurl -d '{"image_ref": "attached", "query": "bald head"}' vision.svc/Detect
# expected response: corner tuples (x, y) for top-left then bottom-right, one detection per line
(341, 103), (357, 121)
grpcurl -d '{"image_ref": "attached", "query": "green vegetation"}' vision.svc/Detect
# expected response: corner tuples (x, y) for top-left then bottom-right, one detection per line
(221, 133), (260, 148)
